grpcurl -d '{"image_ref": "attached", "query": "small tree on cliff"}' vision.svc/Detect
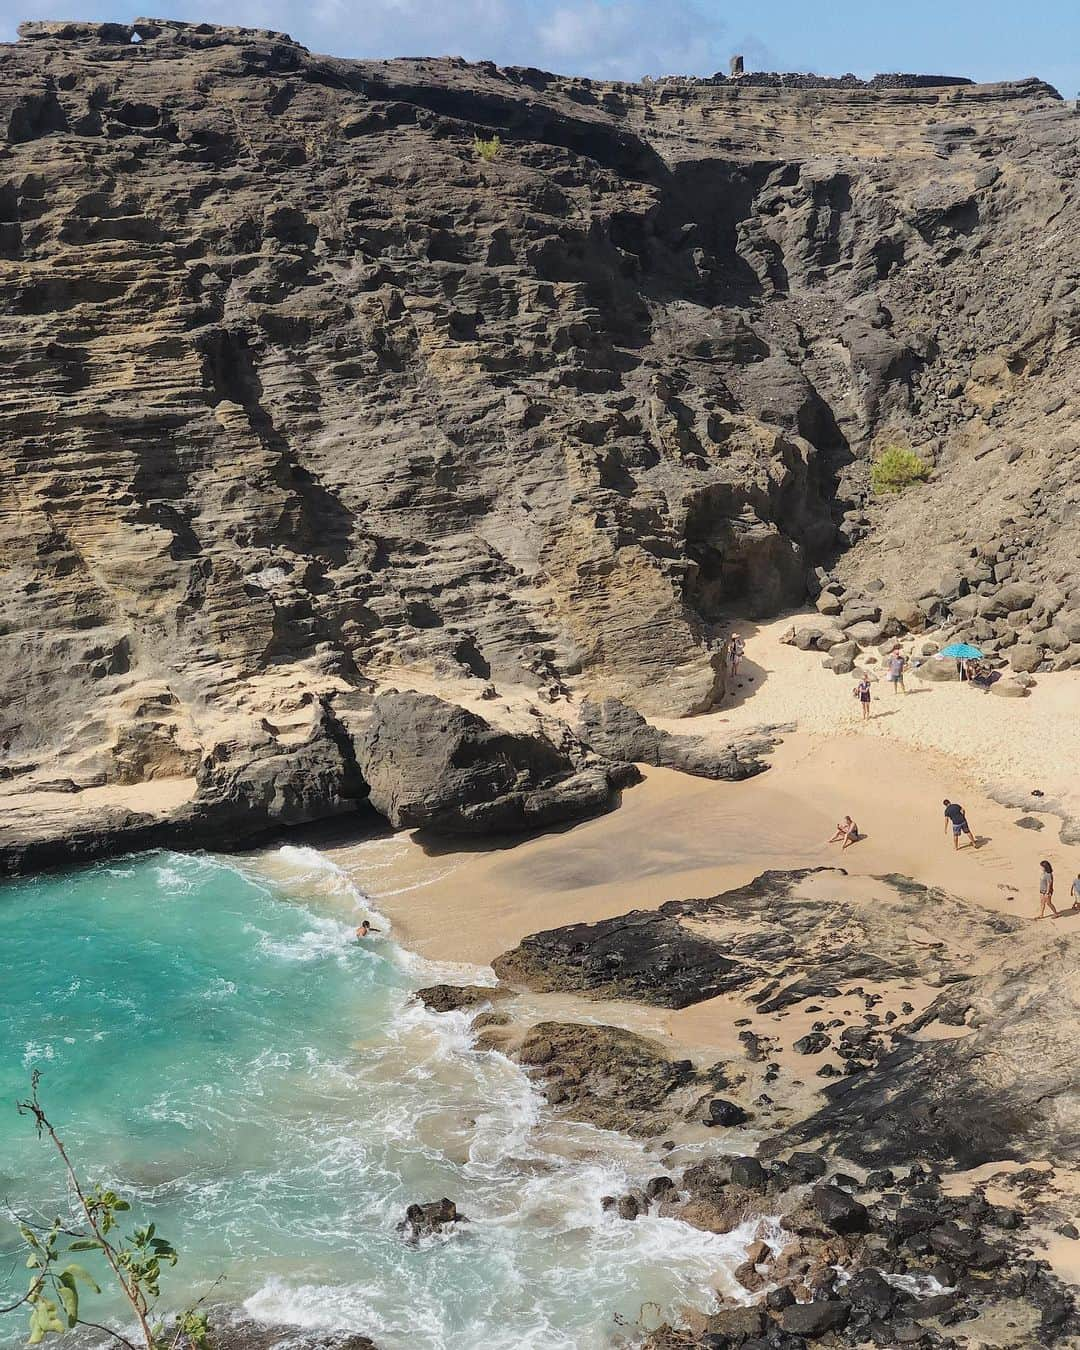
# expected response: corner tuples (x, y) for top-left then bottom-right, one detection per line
(870, 445), (931, 495)
(473, 133), (502, 162)
(3, 1074), (214, 1350)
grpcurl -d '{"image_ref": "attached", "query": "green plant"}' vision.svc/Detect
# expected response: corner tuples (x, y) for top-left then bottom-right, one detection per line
(870, 445), (931, 495)
(473, 133), (502, 163)
(4, 1074), (214, 1350)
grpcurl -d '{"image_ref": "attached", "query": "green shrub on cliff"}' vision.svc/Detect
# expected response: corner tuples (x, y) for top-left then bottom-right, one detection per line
(473, 134), (502, 162)
(870, 445), (931, 495)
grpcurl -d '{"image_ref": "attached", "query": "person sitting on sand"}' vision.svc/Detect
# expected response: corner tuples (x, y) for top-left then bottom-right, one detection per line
(1036, 861), (1058, 920)
(853, 677), (872, 720)
(943, 799), (974, 850)
(356, 920), (380, 939)
(827, 816), (859, 850)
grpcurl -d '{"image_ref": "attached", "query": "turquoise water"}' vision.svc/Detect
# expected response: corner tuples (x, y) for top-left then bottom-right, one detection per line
(0, 848), (758, 1349)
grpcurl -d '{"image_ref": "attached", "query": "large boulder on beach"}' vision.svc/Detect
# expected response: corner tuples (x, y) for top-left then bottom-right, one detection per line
(577, 697), (781, 781)
(356, 692), (622, 834)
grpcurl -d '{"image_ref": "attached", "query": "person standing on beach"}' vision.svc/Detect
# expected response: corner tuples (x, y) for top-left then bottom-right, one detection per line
(886, 648), (906, 695)
(854, 676), (872, 720)
(943, 799), (974, 850)
(1069, 872), (1080, 913)
(1036, 861), (1058, 920)
(730, 634), (745, 678)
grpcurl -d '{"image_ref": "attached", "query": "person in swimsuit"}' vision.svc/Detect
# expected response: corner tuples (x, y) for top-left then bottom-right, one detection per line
(886, 649), (906, 695)
(854, 677), (872, 720)
(943, 799), (974, 850)
(356, 920), (381, 939)
(1036, 861), (1058, 920)
(827, 816), (859, 850)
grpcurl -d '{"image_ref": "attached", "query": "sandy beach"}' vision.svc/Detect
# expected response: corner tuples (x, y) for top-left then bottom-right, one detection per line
(325, 612), (1080, 967)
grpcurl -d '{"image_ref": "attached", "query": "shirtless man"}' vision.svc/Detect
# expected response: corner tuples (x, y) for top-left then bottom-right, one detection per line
(356, 920), (380, 939)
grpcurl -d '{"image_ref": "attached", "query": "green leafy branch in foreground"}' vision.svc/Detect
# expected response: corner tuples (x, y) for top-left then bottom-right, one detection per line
(4, 1073), (215, 1350)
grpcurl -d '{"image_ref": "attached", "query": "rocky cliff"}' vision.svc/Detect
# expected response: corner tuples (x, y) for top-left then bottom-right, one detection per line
(1, 19), (1078, 859)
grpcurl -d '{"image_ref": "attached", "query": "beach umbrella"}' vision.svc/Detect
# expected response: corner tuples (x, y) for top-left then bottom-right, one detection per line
(938, 642), (983, 660)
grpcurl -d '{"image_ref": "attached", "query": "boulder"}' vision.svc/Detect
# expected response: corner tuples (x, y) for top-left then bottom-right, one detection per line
(812, 1184), (870, 1234)
(981, 581), (1036, 618)
(815, 593), (843, 616)
(577, 697), (778, 782)
(358, 691), (618, 833)
(845, 621), (886, 646)
(706, 1098), (749, 1127)
(989, 678), (1029, 698)
(414, 984), (509, 1013)
(780, 1300), (850, 1337)
(398, 1198), (468, 1242)
(1008, 644), (1043, 673)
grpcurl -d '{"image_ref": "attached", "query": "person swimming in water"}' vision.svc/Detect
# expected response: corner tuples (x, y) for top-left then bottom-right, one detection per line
(356, 920), (380, 939)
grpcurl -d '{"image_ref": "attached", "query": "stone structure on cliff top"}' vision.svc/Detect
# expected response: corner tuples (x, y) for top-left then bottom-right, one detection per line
(1, 19), (1078, 858)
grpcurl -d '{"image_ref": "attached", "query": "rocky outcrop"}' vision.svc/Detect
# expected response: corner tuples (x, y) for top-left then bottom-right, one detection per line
(494, 868), (1080, 1170)
(397, 1198), (468, 1243)
(2, 23), (1077, 854)
(356, 690), (627, 833)
(577, 697), (784, 780)
(495, 1020), (700, 1137)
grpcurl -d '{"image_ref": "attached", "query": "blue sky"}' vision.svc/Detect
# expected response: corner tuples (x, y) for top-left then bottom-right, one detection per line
(1, 0), (1077, 97)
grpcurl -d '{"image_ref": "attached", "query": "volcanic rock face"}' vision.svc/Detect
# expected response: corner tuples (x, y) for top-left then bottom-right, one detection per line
(2, 20), (1076, 830)
(494, 868), (1080, 1168)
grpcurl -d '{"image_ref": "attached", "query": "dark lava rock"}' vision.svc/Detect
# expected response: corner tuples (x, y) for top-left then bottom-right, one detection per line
(812, 1184), (870, 1234)
(512, 1021), (696, 1136)
(793, 1032), (831, 1055)
(359, 691), (620, 834)
(780, 1299), (850, 1337)
(787, 1151), (829, 1182)
(703, 1305), (767, 1343)
(843, 1267), (896, 1317)
(731, 1156), (768, 1191)
(706, 1098), (749, 1127)
(398, 1198), (468, 1242)
(865, 1168), (896, 1190)
(1015, 815), (1044, 830)
(414, 983), (508, 1013)
(928, 1222), (1004, 1270)
(578, 696), (781, 781)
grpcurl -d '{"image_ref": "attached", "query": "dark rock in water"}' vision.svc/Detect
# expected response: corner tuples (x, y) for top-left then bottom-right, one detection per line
(645, 1175), (678, 1201)
(577, 697), (783, 781)
(703, 1305), (767, 1342)
(812, 1184), (869, 1234)
(507, 1021), (697, 1136)
(780, 1299), (849, 1336)
(616, 1194), (641, 1221)
(398, 1198), (468, 1242)
(213, 1322), (380, 1350)
(358, 691), (621, 834)
(706, 1098), (749, 1127)
(414, 983), (508, 1013)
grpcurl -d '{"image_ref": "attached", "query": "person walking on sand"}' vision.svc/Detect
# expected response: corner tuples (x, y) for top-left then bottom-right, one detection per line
(827, 816), (859, 850)
(1068, 872), (1080, 914)
(1036, 861), (1058, 920)
(886, 648), (906, 695)
(943, 799), (975, 850)
(854, 676), (872, 720)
